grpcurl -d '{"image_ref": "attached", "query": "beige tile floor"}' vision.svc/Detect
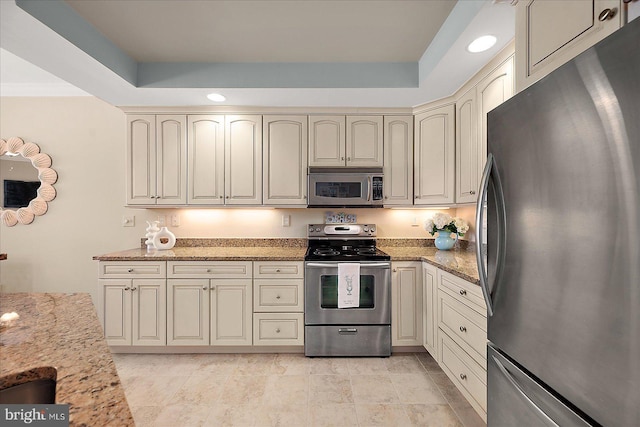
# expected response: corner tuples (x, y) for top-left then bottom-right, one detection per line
(112, 352), (486, 427)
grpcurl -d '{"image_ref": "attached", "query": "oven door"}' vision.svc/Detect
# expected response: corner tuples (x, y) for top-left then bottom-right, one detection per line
(304, 261), (391, 325)
(308, 173), (374, 207)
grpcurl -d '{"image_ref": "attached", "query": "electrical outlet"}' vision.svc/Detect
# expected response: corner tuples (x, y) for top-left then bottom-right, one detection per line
(122, 215), (135, 227)
(171, 214), (180, 227)
(282, 214), (290, 227)
(411, 216), (419, 227)
(157, 215), (166, 226)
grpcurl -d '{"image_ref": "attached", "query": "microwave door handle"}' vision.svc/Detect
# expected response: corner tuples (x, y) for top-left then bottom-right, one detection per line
(367, 176), (372, 201)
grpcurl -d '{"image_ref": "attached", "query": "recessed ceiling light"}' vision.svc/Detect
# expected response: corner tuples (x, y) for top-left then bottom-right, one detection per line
(206, 93), (226, 102)
(467, 35), (497, 53)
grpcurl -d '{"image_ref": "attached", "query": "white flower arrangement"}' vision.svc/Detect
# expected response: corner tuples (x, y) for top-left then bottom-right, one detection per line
(424, 213), (469, 236)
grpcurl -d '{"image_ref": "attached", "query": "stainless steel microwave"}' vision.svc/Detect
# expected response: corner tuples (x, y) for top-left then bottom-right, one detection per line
(307, 168), (384, 207)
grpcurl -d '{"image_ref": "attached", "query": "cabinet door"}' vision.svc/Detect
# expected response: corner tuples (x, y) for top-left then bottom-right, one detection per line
(156, 115), (187, 205)
(225, 115), (262, 205)
(210, 279), (253, 346)
(455, 89), (479, 204)
(188, 115), (225, 205)
(423, 263), (438, 360)
(263, 115), (308, 205)
(477, 56), (514, 176)
(346, 116), (383, 167)
(308, 116), (346, 166)
(102, 280), (132, 345)
(414, 104), (455, 205)
(167, 279), (210, 345)
(383, 116), (413, 206)
(132, 279), (166, 346)
(126, 115), (156, 205)
(515, 0), (621, 91)
(391, 262), (423, 346)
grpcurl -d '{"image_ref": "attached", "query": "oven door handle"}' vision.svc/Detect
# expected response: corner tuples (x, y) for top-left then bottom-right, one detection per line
(306, 262), (390, 268)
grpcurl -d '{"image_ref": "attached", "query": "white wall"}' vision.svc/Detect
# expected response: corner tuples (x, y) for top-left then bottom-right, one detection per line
(0, 97), (475, 309)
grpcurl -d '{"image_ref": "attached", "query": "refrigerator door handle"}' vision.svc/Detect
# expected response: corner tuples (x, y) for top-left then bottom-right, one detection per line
(491, 355), (560, 427)
(476, 154), (495, 315)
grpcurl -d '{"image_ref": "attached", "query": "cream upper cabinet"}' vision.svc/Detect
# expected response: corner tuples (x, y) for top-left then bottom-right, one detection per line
(187, 115), (225, 205)
(455, 88), (478, 204)
(391, 261), (423, 346)
(423, 262), (438, 360)
(346, 116), (383, 167)
(414, 104), (455, 205)
(515, 0), (622, 91)
(225, 115), (262, 205)
(477, 56), (514, 175)
(126, 115), (187, 205)
(383, 116), (413, 206)
(309, 115), (383, 167)
(308, 116), (346, 166)
(263, 115), (308, 206)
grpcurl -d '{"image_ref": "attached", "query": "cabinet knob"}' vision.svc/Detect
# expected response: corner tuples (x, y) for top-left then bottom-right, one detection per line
(598, 7), (617, 21)
(127, 268), (134, 273)
(276, 295), (281, 299)
(384, 195), (388, 199)
(131, 287), (137, 291)
(206, 269), (211, 273)
(347, 157), (351, 161)
(124, 287), (130, 291)
(225, 195), (229, 199)
(470, 190), (476, 195)
(459, 289), (467, 296)
(275, 328), (281, 333)
(341, 157), (344, 161)
(219, 195), (223, 199)
(393, 268), (397, 272)
(459, 373), (467, 380)
(415, 196), (419, 199)
(211, 286), (216, 291)
(459, 326), (467, 333)
(203, 286), (208, 290)
(276, 269), (281, 272)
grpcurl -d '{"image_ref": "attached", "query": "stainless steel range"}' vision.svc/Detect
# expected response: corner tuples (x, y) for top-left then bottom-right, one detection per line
(304, 224), (391, 357)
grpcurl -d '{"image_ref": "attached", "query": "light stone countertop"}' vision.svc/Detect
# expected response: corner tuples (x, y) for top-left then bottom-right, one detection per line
(0, 293), (134, 426)
(93, 245), (307, 261)
(380, 246), (480, 285)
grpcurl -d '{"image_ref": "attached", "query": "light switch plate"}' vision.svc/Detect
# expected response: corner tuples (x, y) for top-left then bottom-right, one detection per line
(282, 214), (290, 227)
(122, 215), (135, 227)
(171, 214), (180, 227)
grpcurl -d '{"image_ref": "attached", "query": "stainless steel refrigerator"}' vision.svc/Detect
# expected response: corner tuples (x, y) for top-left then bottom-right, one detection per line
(475, 18), (640, 427)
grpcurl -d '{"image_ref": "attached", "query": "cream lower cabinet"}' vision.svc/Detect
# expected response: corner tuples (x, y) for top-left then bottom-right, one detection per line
(253, 261), (304, 346)
(414, 104), (455, 205)
(515, 0), (622, 91)
(437, 269), (487, 421)
(422, 262), (438, 360)
(391, 261), (423, 346)
(100, 261), (166, 346)
(166, 261), (253, 346)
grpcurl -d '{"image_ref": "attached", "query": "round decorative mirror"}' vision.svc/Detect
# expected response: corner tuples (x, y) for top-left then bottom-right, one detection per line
(0, 137), (57, 226)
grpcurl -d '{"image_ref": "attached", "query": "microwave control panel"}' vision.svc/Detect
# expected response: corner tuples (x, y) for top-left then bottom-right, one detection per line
(372, 176), (383, 200)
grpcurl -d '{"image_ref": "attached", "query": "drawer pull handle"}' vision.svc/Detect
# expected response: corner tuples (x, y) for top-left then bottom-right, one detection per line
(124, 287), (130, 291)
(459, 289), (467, 296)
(339, 328), (358, 334)
(460, 373), (467, 380)
(127, 268), (134, 273)
(459, 326), (467, 333)
(276, 295), (281, 299)
(206, 269), (211, 273)
(276, 269), (281, 272)
(275, 328), (281, 333)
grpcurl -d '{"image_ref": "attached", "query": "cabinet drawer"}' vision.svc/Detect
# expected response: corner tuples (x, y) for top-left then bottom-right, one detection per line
(438, 270), (486, 314)
(254, 279), (304, 312)
(167, 261), (252, 278)
(438, 291), (487, 365)
(99, 261), (166, 278)
(439, 330), (487, 418)
(253, 261), (304, 278)
(253, 313), (304, 346)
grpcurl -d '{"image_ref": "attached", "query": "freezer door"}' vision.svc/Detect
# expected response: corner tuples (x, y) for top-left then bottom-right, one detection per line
(484, 20), (640, 426)
(487, 345), (593, 427)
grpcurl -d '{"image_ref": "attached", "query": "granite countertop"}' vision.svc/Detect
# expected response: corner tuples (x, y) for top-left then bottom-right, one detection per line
(380, 246), (480, 285)
(0, 293), (134, 426)
(93, 245), (307, 261)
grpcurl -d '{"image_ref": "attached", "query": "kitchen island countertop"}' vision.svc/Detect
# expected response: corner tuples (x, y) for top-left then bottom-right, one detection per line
(0, 293), (134, 426)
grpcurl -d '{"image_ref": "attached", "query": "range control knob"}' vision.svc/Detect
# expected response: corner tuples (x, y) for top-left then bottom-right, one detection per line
(315, 227), (321, 232)
(370, 226), (375, 232)
(309, 226), (314, 232)
(363, 226), (369, 232)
